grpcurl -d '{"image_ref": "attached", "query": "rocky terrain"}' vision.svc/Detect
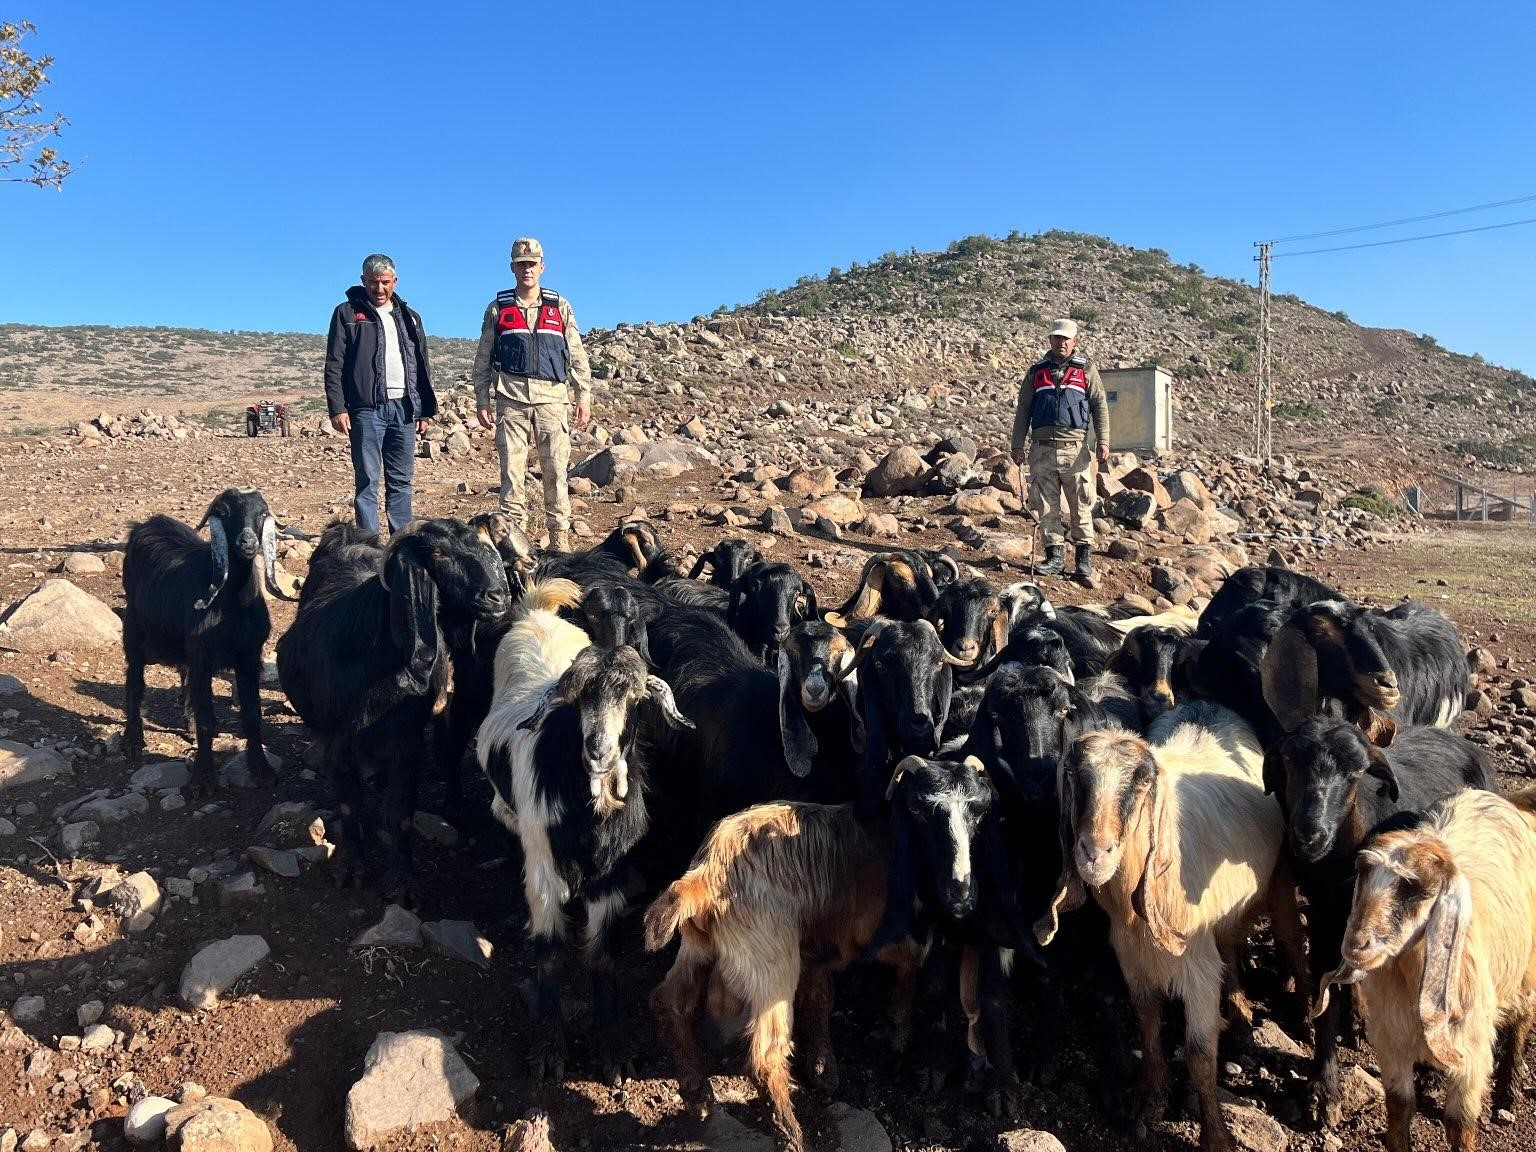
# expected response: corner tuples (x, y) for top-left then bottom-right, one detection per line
(2, 230), (1536, 1152)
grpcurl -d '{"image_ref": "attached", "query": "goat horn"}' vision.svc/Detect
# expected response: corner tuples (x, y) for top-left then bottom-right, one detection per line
(832, 627), (881, 683)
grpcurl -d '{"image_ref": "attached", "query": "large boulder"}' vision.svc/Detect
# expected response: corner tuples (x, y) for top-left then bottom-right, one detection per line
(863, 446), (929, 497)
(1108, 490), (1157, 531)
(0, 579), (122, 652)
(571, 444), (642, 486)
(801, 493), (864, 527)
(163, 1096), (273, 1152)
(1159, 499), (1213, 544)
(1164, 469), (1213, 510)
(1119, 467), (1170, 509)
(344, 1030), (480, 1150)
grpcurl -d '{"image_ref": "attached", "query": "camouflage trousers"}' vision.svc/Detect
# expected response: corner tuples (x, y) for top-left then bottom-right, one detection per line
(1028, 439), (1095, 547)
(496, 397), (571, 545)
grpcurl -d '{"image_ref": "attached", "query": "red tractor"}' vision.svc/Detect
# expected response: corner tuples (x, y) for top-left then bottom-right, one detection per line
(246, 400), (292, 437)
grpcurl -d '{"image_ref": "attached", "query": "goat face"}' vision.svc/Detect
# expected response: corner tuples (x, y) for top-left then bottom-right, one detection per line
(977, 664), (1079, 805)
(393, 518), (510, 621)
(470, 512), (536, 577)
(889, 754), (994, 918)
(535, 645), (692, 808)
(730, 562), (817, 654)
(1300, 601), (1401, 711)
(1324, 825), (1469, 1063)
(1107, 626), (1193, 718)
(1059, 730), (1159, 889)
(689, 538), (760, 588)
(929, 578), (1007, 668)
(1264, 718), (1399, 863)
(783, 621), (854, 712)
(195, 487), (292, 608)
(581, 585), (651, 666)
(849, 619), (965, 757)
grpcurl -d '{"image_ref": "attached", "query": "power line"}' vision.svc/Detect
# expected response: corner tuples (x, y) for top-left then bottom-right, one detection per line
(1266, 193), (1536, 245)
(1270, 215), (1536, 258)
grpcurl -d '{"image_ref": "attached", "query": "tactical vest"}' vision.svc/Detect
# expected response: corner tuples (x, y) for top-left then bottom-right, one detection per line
(1028, 355), (1091, 431)
(491, 288), (569, 382)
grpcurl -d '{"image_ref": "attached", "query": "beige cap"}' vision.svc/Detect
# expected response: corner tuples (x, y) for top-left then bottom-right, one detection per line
(510, 237), (544, 264)
(1048, 318), (1078, 339)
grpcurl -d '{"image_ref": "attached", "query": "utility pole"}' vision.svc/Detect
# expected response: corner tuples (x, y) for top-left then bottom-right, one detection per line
(1253, 241), (1273, 470)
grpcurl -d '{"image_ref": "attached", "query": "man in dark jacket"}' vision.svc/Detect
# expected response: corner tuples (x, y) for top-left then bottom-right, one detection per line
(323, 253), (438, 534)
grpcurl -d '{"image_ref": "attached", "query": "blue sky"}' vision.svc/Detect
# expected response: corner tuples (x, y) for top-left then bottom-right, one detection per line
(5, 2), (1536, 373)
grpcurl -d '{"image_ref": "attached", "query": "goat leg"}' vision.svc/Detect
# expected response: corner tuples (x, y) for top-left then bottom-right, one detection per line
(376, 750), (421, 908)
(234, 658), (273, 786)
(187, 665), (219, 799)
(328, 741), (369, 890)
(649, 941), (713, 1116)
(797, 964), (840, 1094)
(979, 945), (1023, 1122)
(528, 936), (568, 1083)
(585, 886), (632, 1086)
(748, 993), (803, 1152)
(912, 933), (955, 1095)
(122, 645), (147, 767)
(1493, 1003), (1536, 1115)
(1132, 988), (1169, 1135)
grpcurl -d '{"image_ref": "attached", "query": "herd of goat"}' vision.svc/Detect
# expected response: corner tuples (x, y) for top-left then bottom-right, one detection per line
(113, 486), (1536, 1152)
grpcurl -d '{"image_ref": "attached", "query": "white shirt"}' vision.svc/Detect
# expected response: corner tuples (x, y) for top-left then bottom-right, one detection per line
(376, 300), (407, 400)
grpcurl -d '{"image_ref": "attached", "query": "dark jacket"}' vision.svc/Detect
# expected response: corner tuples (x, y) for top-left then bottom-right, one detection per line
(323, 287), (438, 419)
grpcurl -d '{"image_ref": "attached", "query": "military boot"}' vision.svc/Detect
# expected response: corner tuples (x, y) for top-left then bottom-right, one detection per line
(1036, 544), (1065, 576)
(1073, 543), (1094, 580)
(549, 526), (570, 553)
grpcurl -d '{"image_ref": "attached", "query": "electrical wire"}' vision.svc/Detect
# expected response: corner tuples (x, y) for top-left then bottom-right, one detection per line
(1266, 193), (1536, 245)
(1270, 215), (1536, 258)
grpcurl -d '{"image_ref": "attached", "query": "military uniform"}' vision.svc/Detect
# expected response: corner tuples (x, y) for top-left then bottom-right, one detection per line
(1011, 342), (1110, 569)
(471, 251), (592, 550)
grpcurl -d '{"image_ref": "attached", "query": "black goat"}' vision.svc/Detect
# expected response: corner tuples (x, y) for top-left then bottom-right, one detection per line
(1105, 624), (1206, 722)
(277, 517), (509, 898)
(1263, 714), (1493, 1128)
(644, 611), (861, 864)
(727, 560), (818, 665)
(1197, 565), (1342, 639)
(930, 577), (1010, 668)
(122, 487), (296, 797)
(687, 537), (761, 589)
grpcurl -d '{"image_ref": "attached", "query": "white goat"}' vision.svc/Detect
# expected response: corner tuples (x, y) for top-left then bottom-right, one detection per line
(1036, 700), (1305, 1152)
(1316, 786), (1536, 1152)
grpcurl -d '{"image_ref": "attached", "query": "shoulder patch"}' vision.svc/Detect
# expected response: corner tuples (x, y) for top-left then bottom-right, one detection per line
(494, 288), (519, 306)
(539, 288), (561, 305)
(1068, 354), (1089, 367)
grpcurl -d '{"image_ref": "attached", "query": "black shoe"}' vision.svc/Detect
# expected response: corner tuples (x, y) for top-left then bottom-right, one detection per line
(1073, 544), (1094, 579)
(1036, 545), (1065, 576)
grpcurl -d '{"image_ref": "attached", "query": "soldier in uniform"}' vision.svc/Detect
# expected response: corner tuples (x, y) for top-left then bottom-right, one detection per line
(473, 237), (592, 552)
(1010, 318), (1111, 579)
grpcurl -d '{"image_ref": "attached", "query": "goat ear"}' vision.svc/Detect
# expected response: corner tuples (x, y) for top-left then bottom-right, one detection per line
(1364, 745), (1401, 801)
(1131, 756), (1186, 955)
(1419, 869), (1472, 1068)
(1261, 622), (1321, 732)
(517, 684), (561, 732)
(194, 517), (230, 611)
(1036, 761), (1087, 947)
(633, 619), (656, 670)
(800, 582), (818, 622)
(622, 524), (649, 574)
(778, 648), (818, 778)
(687, 551), (711, 580)
(1360, 707), (1398, 748)
(645, 675), (694, 730)
(387, 545), (439, 695)
(1262, 747), (1285, 796)
(987, 606), (1010, 665)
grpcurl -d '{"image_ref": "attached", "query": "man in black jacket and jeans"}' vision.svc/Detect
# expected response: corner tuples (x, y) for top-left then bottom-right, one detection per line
(323, 253), (438, 534)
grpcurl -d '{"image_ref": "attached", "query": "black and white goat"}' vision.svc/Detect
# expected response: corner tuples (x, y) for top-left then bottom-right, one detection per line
(277, 518), (508, 897)
(122, 487), (295, 796)
(476, 579), (693, 1082)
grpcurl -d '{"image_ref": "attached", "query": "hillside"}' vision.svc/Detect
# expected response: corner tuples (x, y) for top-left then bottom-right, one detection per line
(3, 230), (1534, 480)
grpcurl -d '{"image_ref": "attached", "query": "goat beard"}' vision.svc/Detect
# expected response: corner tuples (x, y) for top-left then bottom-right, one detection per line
(588, 759), (629, 817)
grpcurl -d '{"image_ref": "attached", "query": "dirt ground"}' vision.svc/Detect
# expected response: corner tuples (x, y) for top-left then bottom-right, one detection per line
(3, 434), (1536, 1152)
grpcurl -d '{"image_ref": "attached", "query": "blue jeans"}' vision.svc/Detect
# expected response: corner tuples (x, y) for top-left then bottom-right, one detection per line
(348, 400), (416, 534)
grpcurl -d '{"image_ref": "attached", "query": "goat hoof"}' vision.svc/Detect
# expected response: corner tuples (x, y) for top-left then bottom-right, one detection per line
(806, 1051), (840, 1095)
(915, 1065), (947, 1095)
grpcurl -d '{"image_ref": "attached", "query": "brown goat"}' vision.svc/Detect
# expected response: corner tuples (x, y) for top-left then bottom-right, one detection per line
(644, 802), (918, 1152)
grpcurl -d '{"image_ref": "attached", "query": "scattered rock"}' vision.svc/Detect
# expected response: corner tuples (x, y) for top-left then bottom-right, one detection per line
(412, 810), (459, 848)
(699, 1109), (775, 1152)
(221, 749), (280, 788)
(179, 935), (271, 1010)
(110, 871), (163, 933)
(129, 761), (192, 791)
(824, 1102), (892, 1152)
(11, 994), (45, 1023)
(80, 1023), (115, 1051)
(997, 1131), (1067, 1152)
(124, 1096), (177, 1147)
(162, 1095), (273, 1152)
(344, 1030), (480, 1150)
(422, 920), (493, 969)
(58, 553), (106, 575)
(73, 791), (150, 824)
(1341, 1065), (1385, 1111)
(802, 493), (864, 527)
(862, 446), (929, 497)
(0, 740), (73, 791)
(76, 1001), (103, 1028)
(1222, 1096), (1289, 1152)
(0, 673), (24, 695)
(1252, 1018), (1306, 1059)
(0, 579), (122, 652)
(350, 904), (423, 950)
(246, 846), (300, 878)
(60, 820), (99, 856)
(0, 817), (14, 836)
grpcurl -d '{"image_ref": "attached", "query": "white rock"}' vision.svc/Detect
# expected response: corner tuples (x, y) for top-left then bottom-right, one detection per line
(178, 935), (270, 1010)
(76, 1000), (103, 1028)
(110, 871), (163, 934)
(0, 740), (73, 791)
(0, 578), (122, 652)
(350, 904), (423, 950)
(0, 672), (25, 695)
(124, 1095), (177, 1146)
(343, 1030), (480, 1150)
(60, 820), (100, 856)
(10, 994), (45, 1023)
(128, 761), (191, 791)
(60, 553), (106, 575)
(0, 817), (15, 836)
(80, 1023), (114, 1051)
(73, 791), (150, 824)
